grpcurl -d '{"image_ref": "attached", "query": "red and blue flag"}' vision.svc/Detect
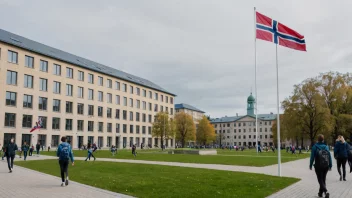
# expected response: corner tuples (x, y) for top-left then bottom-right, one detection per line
(30, 117), (43, 133)
(256, 11), (306, 51)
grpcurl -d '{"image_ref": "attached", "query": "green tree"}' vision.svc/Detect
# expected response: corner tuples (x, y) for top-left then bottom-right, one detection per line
(152, 112), (176, 150)
(174, 112), (196, 148)
(196, 116), (216, 146)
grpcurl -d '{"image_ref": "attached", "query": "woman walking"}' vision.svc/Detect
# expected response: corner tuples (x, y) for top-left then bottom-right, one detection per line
(5, 138), (18, 173)
(84, 145), (96, 161)
(334, 135), (349, 181)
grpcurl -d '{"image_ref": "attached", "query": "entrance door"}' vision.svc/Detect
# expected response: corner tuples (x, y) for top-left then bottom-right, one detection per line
(98, 137), (103, 148)
(38, 135), (46, 147)
(22, 134), (31, 145)
(88, 136), (94, 145)
(78, 136), (83, 149)
(123, 137), (127, 148)
(4, 133), (16, 145)
(115, 136), (120, 148)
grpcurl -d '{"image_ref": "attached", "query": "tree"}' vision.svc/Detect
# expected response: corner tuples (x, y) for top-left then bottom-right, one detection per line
(152, 112), (176, 150)
(196, 116), (216, 146)
(174, 112), (196, 148)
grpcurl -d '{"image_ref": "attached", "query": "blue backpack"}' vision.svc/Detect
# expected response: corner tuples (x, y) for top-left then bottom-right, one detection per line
(60, 143), (70, 160)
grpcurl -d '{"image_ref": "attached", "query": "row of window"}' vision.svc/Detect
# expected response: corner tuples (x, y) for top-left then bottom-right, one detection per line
(6, 50), (174, 104)
(5, 91), (174, 116)
(215, 127), (273, 133)
(4, 112), (153, 134)
(214, 121), (272, 128)
(225, 135), (274, 139)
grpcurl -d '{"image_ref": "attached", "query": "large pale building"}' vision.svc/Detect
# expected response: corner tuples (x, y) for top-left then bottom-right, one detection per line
(175, 103), (205, 125)
(0, 29), (176, 149)
(211, 94), (276, 147)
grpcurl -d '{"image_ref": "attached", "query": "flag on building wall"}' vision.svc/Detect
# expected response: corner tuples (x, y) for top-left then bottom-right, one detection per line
(256, 11), (306, 51)
(30, 117), (43, 133)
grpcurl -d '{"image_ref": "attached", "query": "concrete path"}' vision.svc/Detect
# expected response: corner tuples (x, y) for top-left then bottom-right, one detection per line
(0, 158), (133, 198)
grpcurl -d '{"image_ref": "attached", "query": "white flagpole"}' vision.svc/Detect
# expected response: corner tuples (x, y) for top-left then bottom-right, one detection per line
(276, 44), (282, 177)
(254, 7), (259, 153)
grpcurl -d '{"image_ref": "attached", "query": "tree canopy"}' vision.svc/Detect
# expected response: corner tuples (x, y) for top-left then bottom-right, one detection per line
(196, 116), (216, 145)
(174, 112), (196, 148)
(152, 112), (176, 150)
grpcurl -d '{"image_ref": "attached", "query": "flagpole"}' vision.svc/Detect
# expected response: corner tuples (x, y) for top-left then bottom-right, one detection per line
(276, 44), (282, 177)
(254, 7), (258, 154)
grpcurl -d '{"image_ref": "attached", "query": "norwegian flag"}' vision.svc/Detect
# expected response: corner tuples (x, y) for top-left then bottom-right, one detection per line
(256, 11), (306, 51)
(30, 117), (43, 133)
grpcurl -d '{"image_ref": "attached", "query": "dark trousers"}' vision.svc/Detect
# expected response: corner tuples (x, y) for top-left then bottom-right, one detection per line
(315, 168), (328, 193)
(337, 157), (347, 178)
(36, 149), (40, 155)
(23, 151), (28, 160)
(29, 149), (33, 156)
(59, 160), (69, 182)
(6, 155), (15, 171)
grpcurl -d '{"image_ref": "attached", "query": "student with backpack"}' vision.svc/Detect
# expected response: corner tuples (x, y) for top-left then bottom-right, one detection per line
(310, 134), (332, 198)
(334, 135), (349, 181)
(56, 136), (74, 187)
(22, 142), (29, 161)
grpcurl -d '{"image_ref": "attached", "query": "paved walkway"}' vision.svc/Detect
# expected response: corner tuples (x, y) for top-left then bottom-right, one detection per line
(0, 158), (133, 198)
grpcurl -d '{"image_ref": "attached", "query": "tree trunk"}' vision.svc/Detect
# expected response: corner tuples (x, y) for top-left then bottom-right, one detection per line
(181, 138), (185, 148)
(301, 136), (304, 148)
(161, 138), (164, 151)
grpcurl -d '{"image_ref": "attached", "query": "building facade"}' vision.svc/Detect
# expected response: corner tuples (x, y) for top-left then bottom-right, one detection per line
(211, 94), (276, 147)
(175, 103), (205, 125)
(0, 29), (175, 149)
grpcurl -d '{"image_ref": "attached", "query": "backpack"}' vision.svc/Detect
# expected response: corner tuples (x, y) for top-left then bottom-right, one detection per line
(315, 145), (330, 169)
(59, 143), (70, 160)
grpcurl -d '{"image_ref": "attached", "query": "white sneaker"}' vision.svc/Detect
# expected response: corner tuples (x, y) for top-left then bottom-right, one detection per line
(61, 182), (65, 187)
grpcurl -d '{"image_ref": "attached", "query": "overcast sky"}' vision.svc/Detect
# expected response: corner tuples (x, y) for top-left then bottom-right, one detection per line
(1, 0), (351, 118)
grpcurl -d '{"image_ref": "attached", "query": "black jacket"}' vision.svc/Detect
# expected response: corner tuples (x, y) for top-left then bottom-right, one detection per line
(36, 144), (40, 150)
(5, 143), (18, 156)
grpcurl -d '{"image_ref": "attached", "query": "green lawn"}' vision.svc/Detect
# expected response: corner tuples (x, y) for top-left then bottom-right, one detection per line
(15, 160), (299, 198)
(40, 148), (308, 167)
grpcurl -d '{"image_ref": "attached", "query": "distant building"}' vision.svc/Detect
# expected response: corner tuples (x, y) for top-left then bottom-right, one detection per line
(211, 93), (276, 147)
(175, 103), (205, 125)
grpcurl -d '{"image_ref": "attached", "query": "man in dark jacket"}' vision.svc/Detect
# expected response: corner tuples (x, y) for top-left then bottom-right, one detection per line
(56, 136), (74, 187)
(5, 138), (18, 173)
(36, 142), (40, 156)
(334, 135), (349, 181)
(22, 142), (29, 161)
(310, 134), (332, 198)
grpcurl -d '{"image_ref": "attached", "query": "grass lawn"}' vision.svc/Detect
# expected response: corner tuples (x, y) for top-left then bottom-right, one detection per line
(40, 148), (308, 167)
(15, 160), (299, 198)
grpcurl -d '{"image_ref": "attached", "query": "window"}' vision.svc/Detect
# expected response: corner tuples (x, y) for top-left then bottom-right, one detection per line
(265, 122), (267, 126)
(142, 126), (146, 134)
(88, 121), (94, 131)
(260, 128), (262, 132)
(40, 60), (48, 72)
(166, 96), (169, 103)
(137, 100), (140, 109)
(65, 119), (73, 130)
(161, 95), (164, 102)
(136, 112), (140, 122)
(66, 67), (73, 78)
(154, 104), (158, 112)
(149, 91), (152, 99)
(265, 128), (268, 132)
(38, 97), (48, 110)
(161, 106), (164, 112)
(98, 122), (103, 132)
(123, 97), (127, 106)
(148, 126), (152, 134)
(123, 110), (127, 120)
(166, 107), (169, 113)
(77, 103), (84, 115)
(22, 115), (32, 128)
(107, 79), (112, 88)
(149, 103), (152, 111)
(88, 89), (94, 100)
(115, 109), (120, 119)
(66, 101), (73, 113)
(39, 117), (47, 129)
(98, 91), (103, 102)
(148, 114), (152, 123)
(77, 120), (84, 131)
(107, 108), (112, 118)
(136, 125), (140, 134)
(23, 95), (33, 108)
(154, 93), (158, 100)
(123, 83), (127, 92)
(88, 74), (94, 84)
(130, 111), (133, 121)
(52, 118), (60, 130)
(66, 84), (73, 96)
(116, 124), (120, 133)
(6, 91), (16, 106)
(53, 64), (61, 75)
(25, 56), (34, 68)
(143, 101), (146, 110)
(123, 124), (127, 133)
(39, 78), (48, 91)
(53, 99), (61, 112)
(98, 76), (103, 86)
(136, 87), (140, 95)
(78, 87), (84, 98)
(8, 50), (18, 63)
(170, 97), (174, 104)
(130, 125), (134, 133)
(6, 71), (17, 85)
(227, 124), (230, 127)
(78, 71), (84, 81)
(129, 98), (133, 107)
(143, 89), (146, 97)
(4, 113), (16, 127)
(115, 81), (120, 90)
(98, 106), (103, 117)
(107, 123), (112, 132)
(142, 114), (146, 122)
(244, 129), (246, 132)
(130, 85), (133, 94)
(88, 105), (94, 116)
(115, 95), (120, 105)
(53, 81), (61, 94)
(52, 135), (60, 147)
(107, 93), (112, 103)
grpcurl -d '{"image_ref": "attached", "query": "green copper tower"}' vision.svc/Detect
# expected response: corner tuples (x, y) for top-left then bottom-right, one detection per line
(247, 93), (255, 116)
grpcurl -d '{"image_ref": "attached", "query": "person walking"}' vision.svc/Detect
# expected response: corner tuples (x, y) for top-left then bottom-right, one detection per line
(36, 142), (40, 157)
(334, 135), (349, 181)
(29, 145), (34, 156)
(5, 138), (18, 173)
(132, 144), (137, 158)
(84, 144), (96, 161)
(310, 134), (332, 198)
(57, 136), (74, 187)
(22, 142), (29, 161)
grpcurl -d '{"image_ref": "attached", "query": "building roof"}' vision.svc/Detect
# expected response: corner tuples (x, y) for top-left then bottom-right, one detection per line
(0, 29), (176, 96)
(210, 114), (277, 123)
(247, 93), (255, 102)
(175, 103), (205, 113)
